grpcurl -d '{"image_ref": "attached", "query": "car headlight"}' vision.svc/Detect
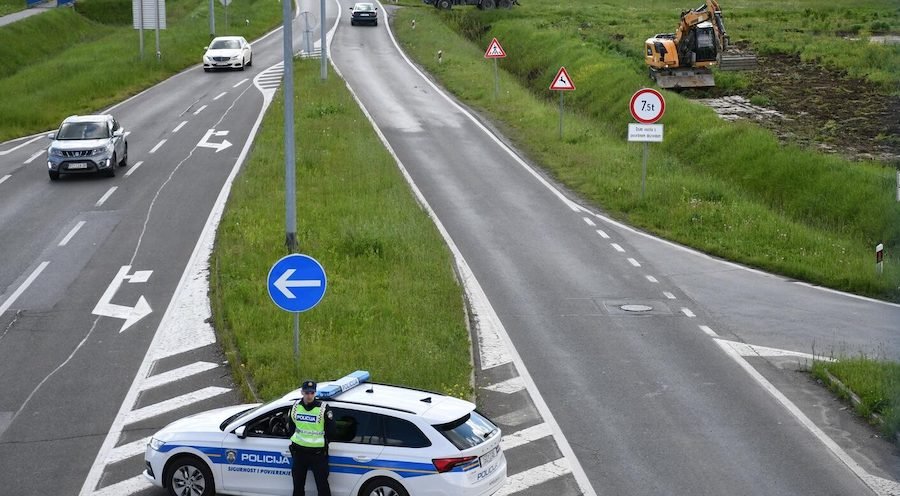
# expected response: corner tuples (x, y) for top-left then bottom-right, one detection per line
(148, 437), (166, 451)
(230, 55), (239, 60)
(91, 146), (109, 156)
(48, 148), (62, 157)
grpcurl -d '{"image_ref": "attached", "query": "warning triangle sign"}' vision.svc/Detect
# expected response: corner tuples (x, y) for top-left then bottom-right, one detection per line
(549, 66), (576, 91)
(484, 38), (507, 59)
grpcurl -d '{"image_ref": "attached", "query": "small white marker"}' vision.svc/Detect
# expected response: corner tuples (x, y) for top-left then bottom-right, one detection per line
(596, 229), (609, 239)
(645, 275), (658, 283)
(213, 92), (227, 101)
(0, 174), (10, 185)
(611, 243), (625, 252)
(24, 150), (44, 164)
(663, 291), (676, 299)
(124, 160), (143, 177)
(699, 325), (718, 337)
(233, 78), (249, 88)
(681, 307), (696, 318)
(193, 105), (208, 116)
(149, 139), (166, 154)
(59, 220), (86, 246)
(582, 217), (595, 227)
(96, 186), (117, 207)
(627, 258), (641, 267)
(172, 121), (187, 133)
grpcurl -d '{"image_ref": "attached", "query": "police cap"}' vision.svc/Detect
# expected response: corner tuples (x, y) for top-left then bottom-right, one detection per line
(301, 380), (317, 392)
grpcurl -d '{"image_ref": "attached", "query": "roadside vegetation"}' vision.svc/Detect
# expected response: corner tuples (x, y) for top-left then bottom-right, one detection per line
(0, 0), (23, 18)
(812, 357), (899, 440)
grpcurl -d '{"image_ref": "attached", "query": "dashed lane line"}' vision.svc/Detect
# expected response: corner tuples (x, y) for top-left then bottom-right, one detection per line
(213, 92), (227, 101)
(596, 229), (609, 239)
(24, 149), (44, 164)
(627, 257), (641, 267)
(610, 243), (625, 252)
(172, 121), (187, 133)
(663, 291), (676, 299)
(95, 187), (117, 207)
(681, 307), (696, 318)
(645, 275), (658, 283)
(149, 139), (166, 154)
(124, 160), (143, 177)
(582, 217), (595, 227)
(0, 261), (49, 315)
(0, 174), (9, 185)
(59, 220), (86, 246)
(193, 104), (208, 115)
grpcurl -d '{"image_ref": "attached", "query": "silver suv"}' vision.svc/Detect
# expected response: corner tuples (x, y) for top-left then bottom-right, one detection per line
(47, 114), (128, 180)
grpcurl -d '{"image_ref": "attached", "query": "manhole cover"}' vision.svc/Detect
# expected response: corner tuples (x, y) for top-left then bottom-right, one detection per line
(620, 304), (653, 312)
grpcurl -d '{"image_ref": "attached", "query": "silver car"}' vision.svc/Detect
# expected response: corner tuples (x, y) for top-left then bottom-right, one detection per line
(203, 36), (253, 71)
(47, 114), (128, 180)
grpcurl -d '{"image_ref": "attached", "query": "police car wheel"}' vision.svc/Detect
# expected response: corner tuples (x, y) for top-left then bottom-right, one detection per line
(165, 456), (215, 496)
(358, 477), (409, 496)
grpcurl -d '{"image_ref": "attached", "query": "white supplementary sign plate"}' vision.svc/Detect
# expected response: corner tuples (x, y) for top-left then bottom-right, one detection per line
(628, 123), (664, 142)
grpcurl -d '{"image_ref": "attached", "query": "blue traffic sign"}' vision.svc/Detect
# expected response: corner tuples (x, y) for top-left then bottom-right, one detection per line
(267, 254), (327, 313)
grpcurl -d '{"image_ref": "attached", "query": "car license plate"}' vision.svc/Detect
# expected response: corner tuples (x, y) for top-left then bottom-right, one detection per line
(480, 446), (498, 467)
(68, 162), (88, 169)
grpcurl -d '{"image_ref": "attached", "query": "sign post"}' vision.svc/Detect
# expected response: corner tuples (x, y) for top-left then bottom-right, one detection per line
(219, 0), (230, 29)
(628, 88), (666, 199)
(549, 67), (575, 139)
(484, 38), (507, 100)
(876, 243), (884, 275)
(268, 254), (327, 366)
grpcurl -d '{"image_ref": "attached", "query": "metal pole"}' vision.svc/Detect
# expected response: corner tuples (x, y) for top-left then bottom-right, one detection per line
(209, 0), (215, 36)
(896, 170), (899, 202)
(302, 12), (310, 54)
(320, 0), (327, 80)
(641, 142), (648, 199)
(493, 58), (499, 99)
(284, 0), (297, 253)
(293, 313), (300, 363)
(224, 2), (228, 30)
(558, 92), (564, 139)
(154, 0), (160, 60)
(139, 0), (144, 59)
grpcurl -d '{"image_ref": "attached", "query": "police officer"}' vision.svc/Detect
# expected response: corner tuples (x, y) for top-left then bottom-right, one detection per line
(289, 380), (332, 496)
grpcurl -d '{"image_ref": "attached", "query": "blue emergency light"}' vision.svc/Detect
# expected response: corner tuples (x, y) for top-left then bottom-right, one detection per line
(317, 370), (370, 400)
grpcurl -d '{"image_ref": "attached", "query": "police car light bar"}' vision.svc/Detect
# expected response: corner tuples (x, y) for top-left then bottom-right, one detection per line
(317, 370), (370, 400)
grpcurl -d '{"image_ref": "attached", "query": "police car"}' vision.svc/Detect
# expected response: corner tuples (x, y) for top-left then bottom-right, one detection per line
(145, 371), (506, 496)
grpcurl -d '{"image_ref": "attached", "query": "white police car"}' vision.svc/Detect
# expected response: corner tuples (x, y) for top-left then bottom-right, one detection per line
(145, 371), (506, 496)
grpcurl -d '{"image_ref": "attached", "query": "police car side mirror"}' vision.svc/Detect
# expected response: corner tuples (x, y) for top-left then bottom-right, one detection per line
(234, 426), (247, 439)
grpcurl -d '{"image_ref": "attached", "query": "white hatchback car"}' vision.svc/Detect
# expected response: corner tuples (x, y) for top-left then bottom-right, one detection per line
(203, 36), (252, 71)
(145, 371), (507, 496)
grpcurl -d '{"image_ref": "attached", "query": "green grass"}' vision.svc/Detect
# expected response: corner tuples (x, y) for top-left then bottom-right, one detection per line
(0, 0), (24, 17)
(210, 58), (472, 402)
(390, 1), (900, 302)
(812, 357), (900, 439)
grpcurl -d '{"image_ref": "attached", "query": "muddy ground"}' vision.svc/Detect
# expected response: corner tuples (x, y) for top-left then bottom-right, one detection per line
(691, 52), (900, 166)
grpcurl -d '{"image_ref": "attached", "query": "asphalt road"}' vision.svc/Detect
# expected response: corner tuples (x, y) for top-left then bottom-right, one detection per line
(0, 1), (897, 495)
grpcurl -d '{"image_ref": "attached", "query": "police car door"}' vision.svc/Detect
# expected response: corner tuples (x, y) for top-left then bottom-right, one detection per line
(221, 406), (294, 495)
(328, 406), (385, 495)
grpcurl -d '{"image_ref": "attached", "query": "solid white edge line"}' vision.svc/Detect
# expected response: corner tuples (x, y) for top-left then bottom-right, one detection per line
(0, 174), (10, 185)
(124, 160), (143, 177)
(24, 149), (44, 164)
(149, 139), (166, 154)
(0, 261), (49, 315)
(0, 134), (43, 155)
(714, 339), (897, 496)
(337, 11), (598, 496)
(213, 92), (227, 101)
(95, 187), (117, 207)
(172, 121), (187, 133)
(79, 76), (275, 496)
(59, 220), (86, 246)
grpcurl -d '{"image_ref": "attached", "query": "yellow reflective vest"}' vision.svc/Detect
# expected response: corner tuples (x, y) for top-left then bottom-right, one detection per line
(290, 400), (325, 448)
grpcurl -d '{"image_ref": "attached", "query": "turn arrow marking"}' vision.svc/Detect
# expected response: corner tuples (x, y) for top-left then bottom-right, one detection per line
(274, 268), (323, 299)
(197, 129), (232, 153)
(92, 265), (153, 332)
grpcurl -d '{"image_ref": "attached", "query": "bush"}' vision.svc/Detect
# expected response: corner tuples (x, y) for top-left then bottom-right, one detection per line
(75, 0), (132, 25)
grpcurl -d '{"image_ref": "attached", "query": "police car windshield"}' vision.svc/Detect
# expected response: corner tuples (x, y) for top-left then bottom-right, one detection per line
(434, 410), (498, 450)
(218, 406), (260, 431)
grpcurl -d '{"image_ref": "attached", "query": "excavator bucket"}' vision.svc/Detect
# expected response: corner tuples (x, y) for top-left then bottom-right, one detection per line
(651, 69), (716, 89)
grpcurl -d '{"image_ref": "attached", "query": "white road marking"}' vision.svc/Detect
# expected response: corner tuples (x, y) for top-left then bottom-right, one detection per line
(172, 121), (187, 133)
(95, 187), (117, 207)
(149, 139), (166, 154)
(59, 221), (86, 246)
(495, 458), (572, 496)
(723, 340), (834, 362)
(123, 387), (231, 425)
(106, 436), (151, 464)
(484, 376), (525, 394)
(24, 150), (44, 164)
(699, 325), (718, 337)
(233, 78), (249, 88)
(596, 229), (609, 239)
(681, 307), (696, 317)
(193, 104), (208, 115)
(663, 291), (676, 299)
(140, 361), (219, 391)
(500, 423), (553, 451)
(89, 475), (151, 496)
(0, 134), (42, 155)
(0, 174), (10, 185)
(493, 408), (535, 427)
(214, 92), (227, 101)
(0, 261), (49, 315)
(715, 339), (899, 496)
(645, 275), (658, 283)
(582, 217), (595, 227)
(124, 160), (143, 177)
(611, 243), (625, 252)
(627, 258), (641, 267)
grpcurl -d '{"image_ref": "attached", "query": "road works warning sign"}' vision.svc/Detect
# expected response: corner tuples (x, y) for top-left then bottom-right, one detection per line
(484, 38), (506, 58)
(549, 67), (575, 90)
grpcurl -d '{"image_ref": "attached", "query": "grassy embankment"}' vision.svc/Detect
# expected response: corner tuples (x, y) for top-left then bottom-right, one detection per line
(0, 0), (23, 18)
(389, 0), (899, 435)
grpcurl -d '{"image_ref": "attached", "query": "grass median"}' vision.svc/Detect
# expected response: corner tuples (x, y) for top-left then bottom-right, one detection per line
(210, 58), (472, 402)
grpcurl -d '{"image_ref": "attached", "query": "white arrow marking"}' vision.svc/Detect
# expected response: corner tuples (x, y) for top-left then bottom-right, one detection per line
(92, 265), (153, 333)
(197, 128), (232, 153)
(274, 269), (322, 299)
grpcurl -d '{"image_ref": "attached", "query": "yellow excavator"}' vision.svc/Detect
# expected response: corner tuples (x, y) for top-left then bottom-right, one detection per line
(645, 0), (729, 89)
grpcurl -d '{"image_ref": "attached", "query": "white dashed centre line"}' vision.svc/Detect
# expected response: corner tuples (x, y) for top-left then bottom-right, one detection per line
(233, 78), (249, 88)
(611, 243), (625, 253)
(596, 229), (609, 239)
(0, 174), (10, 185)
(0, 261), (48, 315)
(213, 92), (227, 101)
(172, 121), (187, 133)
(627, 258), (641, 267)
(681, 307), (696, 318)
(645, 275), (658, 283)
(582, 217), (595, 227)
(149, 140), (166, 154)
(193, 105), (208, 115)
(95, 187), (117, 207)
(663, 291), (676, 299)
(59, 221), (86, 246)
(124, 160), (143, 177)
(24, 150), (44, 164)
(699, 325), (718, 337)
